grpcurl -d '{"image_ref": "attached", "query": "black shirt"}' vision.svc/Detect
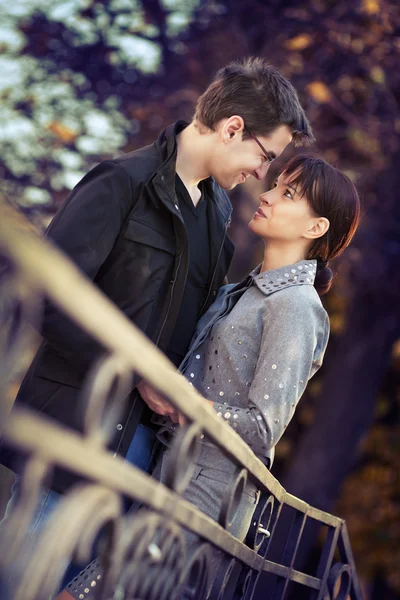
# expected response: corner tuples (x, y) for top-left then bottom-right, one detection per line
(166, 175), (211, 366)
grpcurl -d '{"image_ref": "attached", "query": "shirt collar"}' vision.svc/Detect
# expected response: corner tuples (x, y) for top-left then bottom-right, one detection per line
(250, 259), (317, 296)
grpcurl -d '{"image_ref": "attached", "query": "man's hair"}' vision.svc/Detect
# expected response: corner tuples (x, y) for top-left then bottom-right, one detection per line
(194, 57), (315, 147)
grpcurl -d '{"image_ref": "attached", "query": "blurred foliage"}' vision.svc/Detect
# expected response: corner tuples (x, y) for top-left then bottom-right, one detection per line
(1, 0), (400, 595)
(336, 349), (400, 593)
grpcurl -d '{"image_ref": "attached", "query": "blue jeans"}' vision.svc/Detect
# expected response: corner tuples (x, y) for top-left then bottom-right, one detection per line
(0, 424), (158, 596)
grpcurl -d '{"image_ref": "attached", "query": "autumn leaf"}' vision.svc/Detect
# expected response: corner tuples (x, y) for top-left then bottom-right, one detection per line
(284, 34), (312, 50)
(306, 81), (332, 103)
(370, 66), (385, 84)
(362, 0), (380, 14)
(349, 128), (381, 155)
(392, 339), (400, 359)
(47, 121), (78, 144)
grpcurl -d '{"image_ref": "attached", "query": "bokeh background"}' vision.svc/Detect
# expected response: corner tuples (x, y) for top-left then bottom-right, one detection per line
(0, 0), (399, 598)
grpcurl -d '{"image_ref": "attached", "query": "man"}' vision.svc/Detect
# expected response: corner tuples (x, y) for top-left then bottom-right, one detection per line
(0, 57), (314, 596)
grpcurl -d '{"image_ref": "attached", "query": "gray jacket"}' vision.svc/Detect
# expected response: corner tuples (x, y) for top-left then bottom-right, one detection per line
(156, 259), (330, 468)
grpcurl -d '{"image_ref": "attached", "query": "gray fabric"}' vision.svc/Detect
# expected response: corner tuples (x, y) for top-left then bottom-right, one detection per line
(153, 443), (260, 599)
(155, 259), (330, 466)
(65, 259), (330, 599)
(66, 558), (101, 599)
(156, 442), (260, 539)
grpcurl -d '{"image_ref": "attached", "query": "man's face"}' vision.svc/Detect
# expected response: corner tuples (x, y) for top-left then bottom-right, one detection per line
(209, 121), (292, 190)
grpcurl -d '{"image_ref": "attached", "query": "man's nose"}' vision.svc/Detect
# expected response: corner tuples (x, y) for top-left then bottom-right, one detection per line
(254, 162), (271, 181)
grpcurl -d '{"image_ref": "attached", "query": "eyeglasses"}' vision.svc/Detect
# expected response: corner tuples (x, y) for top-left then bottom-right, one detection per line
(243, 124), (275, 165)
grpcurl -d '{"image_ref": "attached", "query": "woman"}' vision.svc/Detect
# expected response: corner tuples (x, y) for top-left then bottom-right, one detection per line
(63, 154), (360, 600)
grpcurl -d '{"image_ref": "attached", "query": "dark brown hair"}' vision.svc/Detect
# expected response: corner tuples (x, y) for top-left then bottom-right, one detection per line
(194, 57), (315, 147)
(282, 154), (361, 295)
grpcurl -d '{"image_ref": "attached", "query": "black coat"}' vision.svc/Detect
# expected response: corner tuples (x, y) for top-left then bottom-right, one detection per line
(2, 122), (234, 492)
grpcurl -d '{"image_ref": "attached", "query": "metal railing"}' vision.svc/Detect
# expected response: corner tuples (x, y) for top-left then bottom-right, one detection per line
(0, 200), (364, 600)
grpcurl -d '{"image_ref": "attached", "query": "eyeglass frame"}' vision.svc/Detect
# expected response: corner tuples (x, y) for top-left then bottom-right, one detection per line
(243, 124), (276, 165)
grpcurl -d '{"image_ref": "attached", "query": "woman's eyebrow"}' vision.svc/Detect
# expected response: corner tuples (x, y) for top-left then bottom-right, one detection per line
(286, 182), (299, 196)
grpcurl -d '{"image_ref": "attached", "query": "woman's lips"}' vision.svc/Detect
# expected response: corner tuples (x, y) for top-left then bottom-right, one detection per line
(255, 207), (267, 218)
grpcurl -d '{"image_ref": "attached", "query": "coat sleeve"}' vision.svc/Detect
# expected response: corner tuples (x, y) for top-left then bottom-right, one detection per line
(212, 292), (330, 458)
(39, 160), (134, 374)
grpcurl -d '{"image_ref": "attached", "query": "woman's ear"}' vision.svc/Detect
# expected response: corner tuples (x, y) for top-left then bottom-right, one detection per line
(304, 217), (330, 240)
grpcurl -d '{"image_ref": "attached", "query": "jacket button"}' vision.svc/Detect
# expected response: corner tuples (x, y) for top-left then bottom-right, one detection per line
(116, 424), (123, 431)
(213, 290), (217, 296)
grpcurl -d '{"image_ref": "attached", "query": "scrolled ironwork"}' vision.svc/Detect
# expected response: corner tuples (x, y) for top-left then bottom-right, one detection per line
(218, 467), (248, 531)
(176, 543), (213, 600)
(326, 562), (352, 600)
(8, 484), (122, 600)
(80, 353), (133, 447)
(209, 557), (237, 600)
(0, 455), (50, 567)
(106, 511), (186, 600)
(162, 421), (202, 494)
(0, 261), (40, 417)
(0, 202), (365, 600)
(246, 493), (275, 554)
(233, 566), (259, 600)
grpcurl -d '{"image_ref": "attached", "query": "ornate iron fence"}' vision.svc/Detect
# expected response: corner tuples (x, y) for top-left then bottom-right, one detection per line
(0, 200), (364, 600)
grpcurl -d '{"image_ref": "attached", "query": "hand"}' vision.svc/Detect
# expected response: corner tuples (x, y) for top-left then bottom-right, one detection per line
(54, 591), (75, 600)
(137, 380), (179, 422)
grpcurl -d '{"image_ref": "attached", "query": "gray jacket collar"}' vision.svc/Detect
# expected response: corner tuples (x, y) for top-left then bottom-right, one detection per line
(250, 259), (317, 297)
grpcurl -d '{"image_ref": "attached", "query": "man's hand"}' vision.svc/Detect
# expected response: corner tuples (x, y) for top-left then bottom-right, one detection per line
(137, 380), (180, 423)
(54, 591), (74, 600)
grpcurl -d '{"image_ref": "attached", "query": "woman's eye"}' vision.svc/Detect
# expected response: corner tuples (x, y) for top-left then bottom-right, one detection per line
(284, 189), (293, 199)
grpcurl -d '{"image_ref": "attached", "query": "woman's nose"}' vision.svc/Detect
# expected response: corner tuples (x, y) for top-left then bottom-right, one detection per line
(260, 192), (271, 205)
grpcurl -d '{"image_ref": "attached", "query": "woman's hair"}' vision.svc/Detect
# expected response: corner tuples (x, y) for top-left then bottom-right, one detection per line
(282, 154), (361, 295)
(194, 57), (315, 147)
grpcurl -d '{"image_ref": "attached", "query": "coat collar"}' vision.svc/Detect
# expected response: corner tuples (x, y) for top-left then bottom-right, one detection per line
(250, 259), (317, 296)
(152, 121), (232, 223)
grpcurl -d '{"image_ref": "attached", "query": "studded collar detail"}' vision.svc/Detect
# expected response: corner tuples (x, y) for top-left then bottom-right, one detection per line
(250, 259), (317, 297)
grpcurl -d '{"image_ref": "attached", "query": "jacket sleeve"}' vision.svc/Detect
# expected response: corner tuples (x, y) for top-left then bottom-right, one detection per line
(212, 292), (330, 458)
(40, 161), (133, 374)
(65, 557), (101, 599)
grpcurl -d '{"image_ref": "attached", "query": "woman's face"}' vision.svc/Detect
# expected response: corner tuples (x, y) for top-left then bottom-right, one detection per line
(248, 169), (319, 243)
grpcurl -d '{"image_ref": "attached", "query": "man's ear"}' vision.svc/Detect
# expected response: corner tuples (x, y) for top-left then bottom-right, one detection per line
(304, 217), (330, 240)
(221, 115), (245, 142)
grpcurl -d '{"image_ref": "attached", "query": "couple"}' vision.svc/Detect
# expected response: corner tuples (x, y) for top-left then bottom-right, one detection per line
(0, 57), (360, 599)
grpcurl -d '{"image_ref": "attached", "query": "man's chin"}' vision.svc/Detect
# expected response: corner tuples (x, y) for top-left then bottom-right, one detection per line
(223, 180), (239, 191)
(214, 176), (240, 191)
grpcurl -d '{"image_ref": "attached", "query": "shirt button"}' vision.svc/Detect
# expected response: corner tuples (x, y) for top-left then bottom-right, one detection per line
(116, 424), (123, 431)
